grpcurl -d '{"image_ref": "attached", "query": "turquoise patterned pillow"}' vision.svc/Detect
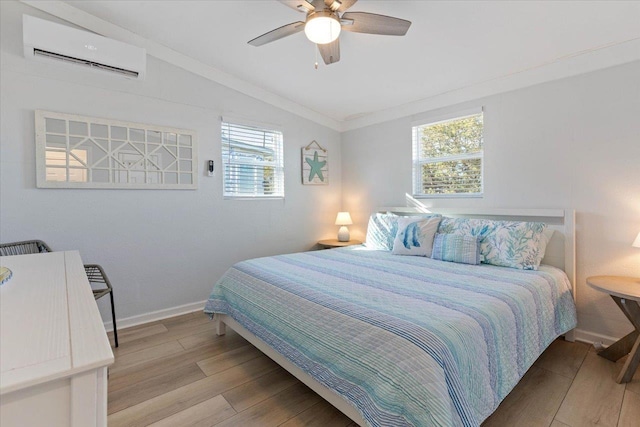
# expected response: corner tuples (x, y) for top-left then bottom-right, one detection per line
(437, 218), (547, 270)
(431, 233), (481, 265)
(391, 216), (441, 257)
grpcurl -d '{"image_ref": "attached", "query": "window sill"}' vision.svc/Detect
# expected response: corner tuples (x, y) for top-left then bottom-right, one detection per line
(223, 196), (285, 201)
(413, 193), (483, 199)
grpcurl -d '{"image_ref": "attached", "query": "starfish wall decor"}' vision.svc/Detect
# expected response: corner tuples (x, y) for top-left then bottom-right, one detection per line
(306, 151), (326, 182)
(301, 142), (329, 185)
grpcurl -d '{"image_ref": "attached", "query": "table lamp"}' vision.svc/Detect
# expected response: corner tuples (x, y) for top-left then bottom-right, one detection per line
(335, 212), (353, 242)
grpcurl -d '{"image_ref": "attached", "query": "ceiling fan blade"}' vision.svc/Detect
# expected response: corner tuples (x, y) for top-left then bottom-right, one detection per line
(278, 0), (315, 13)
(324, 0), (358, 12)
(318, 39), (340, 65)
(341, 12), (411, 36)
(248, 21), (305, 47)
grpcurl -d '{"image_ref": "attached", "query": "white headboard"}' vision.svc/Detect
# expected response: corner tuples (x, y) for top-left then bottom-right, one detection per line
(380, 207), (576, 305)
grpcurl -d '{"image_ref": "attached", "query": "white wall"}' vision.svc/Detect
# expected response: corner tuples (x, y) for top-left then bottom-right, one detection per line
(0, 1), (342, 325)
(341, 61), (640, 342)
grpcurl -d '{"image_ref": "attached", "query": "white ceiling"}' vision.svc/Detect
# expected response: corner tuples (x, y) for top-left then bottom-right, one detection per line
(48, 1), (640, 129)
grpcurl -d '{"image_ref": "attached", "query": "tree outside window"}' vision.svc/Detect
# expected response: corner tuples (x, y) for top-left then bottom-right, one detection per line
(412, 113), (483, 197)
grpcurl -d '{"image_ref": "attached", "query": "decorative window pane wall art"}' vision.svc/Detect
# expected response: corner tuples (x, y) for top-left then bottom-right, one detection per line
(35, 110), (198, 189)
(302, 140), (328, 185)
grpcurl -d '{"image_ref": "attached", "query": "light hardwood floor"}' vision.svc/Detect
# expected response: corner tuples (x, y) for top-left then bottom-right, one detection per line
(107, 313), (640, 427)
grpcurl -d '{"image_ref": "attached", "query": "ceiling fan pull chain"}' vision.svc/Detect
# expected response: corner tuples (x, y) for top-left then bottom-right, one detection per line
(314, 45), (319, 70)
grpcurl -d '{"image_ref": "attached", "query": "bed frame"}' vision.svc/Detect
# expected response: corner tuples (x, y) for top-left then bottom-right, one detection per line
(214, 208), (576, 426)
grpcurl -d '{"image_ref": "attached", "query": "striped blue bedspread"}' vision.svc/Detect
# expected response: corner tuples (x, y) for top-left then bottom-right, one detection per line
(204, 246), (577, 426)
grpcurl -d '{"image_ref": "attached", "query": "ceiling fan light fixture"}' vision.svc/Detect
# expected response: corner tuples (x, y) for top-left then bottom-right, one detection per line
(304, 11), (341, 44)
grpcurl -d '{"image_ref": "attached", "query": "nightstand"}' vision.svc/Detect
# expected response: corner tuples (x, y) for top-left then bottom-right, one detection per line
(317, 239), (362, 249)
(587, 275), (640, 383)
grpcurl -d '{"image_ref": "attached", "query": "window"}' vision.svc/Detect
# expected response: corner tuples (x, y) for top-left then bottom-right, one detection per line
(221, 120), (284, 198)
(412, 111), (483, 197)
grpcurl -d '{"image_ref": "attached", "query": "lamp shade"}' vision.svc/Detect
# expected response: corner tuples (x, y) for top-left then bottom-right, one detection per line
(305, 11), (341, 44)
(335, 212), (353, 226)
(633, 231), (640, 248)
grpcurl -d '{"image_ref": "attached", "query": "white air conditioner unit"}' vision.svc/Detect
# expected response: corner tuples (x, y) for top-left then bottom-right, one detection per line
(23, 15), (146, 80)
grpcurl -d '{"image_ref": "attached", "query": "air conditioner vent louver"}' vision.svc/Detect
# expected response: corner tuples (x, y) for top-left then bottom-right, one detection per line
(33, 48), (140, 78)
(23, 15), (146, 80)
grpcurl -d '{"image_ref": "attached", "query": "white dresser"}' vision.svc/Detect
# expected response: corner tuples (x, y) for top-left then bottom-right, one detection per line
(1, 251), (114, 427)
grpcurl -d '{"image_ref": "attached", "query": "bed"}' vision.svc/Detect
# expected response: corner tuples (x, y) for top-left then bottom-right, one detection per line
(204, 208), (578, 426)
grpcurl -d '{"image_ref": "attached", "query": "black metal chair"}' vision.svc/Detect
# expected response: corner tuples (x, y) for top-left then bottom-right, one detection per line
(0, 239), (52, 255)
(0, 239), (119, 347)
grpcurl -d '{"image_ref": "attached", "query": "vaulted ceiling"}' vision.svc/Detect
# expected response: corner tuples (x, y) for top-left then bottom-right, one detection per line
(28, 1), (640, 131)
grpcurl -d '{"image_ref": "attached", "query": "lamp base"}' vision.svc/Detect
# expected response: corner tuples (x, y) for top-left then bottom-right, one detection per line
(338, 226), (350, 242)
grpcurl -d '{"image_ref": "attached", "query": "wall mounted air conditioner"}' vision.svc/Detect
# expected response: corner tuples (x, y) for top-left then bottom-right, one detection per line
(23, 15), (146, 80)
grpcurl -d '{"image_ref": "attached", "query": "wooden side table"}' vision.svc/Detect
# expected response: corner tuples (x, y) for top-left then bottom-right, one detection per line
(317, 239), (362, 249)
(587, 275), (640, 383)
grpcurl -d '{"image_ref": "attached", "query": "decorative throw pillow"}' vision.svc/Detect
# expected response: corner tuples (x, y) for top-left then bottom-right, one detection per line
(431, 233), (481, 265)
(391, 216), (441, 257)
(482, 222), (547, 270)
(437, 217), (548, 270)
(366, 212), (441, 251)
(437, 217), (494, 240)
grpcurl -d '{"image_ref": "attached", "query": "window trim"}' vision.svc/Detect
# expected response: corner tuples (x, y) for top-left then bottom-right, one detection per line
(412, 109), (484, 198)
(221, 117), (285, 200)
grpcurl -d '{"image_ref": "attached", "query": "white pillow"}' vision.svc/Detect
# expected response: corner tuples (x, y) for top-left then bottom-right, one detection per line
(535, 228), (555, 266)
(392, 216), (441, 257)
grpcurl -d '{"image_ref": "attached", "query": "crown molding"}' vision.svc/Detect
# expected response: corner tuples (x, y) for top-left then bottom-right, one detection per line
(20, 0), (343, 132)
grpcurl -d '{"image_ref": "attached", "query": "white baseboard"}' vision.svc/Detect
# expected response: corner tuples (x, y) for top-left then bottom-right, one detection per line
(103, 300), (207, 332)
(573, 328), (620, 347)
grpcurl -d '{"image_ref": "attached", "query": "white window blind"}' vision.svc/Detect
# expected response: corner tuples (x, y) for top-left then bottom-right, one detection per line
(221, 120), (284, 198)
(412, 112), (484, 197)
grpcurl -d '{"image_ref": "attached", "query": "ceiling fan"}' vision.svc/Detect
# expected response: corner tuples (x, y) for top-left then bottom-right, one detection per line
(248, 0), (411, 65)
